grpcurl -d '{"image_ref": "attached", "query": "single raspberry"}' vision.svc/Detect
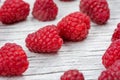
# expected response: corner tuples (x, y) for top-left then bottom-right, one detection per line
(98, 60), (120, 80)
(0, 43), (29, 76)
(102, 40), (120, 68)
(80, 0), (110, 25)
(0, 0), (30, 24)
(98, 71), (114, 80)
(25, 25), (63, 53)
(57, 12), (90, 41)
(32, 0), (58, 21)
(111, 23), (120, 42)
(60, 0), (74, 1)
(61, 69), (84, 80)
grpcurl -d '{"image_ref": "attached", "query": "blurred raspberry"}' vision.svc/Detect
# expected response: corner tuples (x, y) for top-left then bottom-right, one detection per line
(102, 40), (120, 68)
(61, 69), (84, 80)
(32, 0), (58, 21)
(112, 23), (120, 42)
(60, 0), (74, 1)
(99, 60), (120, 80)
(80, 0), (110, 25)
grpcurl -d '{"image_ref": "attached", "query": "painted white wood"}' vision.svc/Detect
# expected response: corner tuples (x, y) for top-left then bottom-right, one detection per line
(0, 0), (119, 80)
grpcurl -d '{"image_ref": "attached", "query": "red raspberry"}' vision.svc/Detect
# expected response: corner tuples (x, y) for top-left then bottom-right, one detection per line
(32, 0), (58, 21)
(98, 60), (120, 80)
(0, 43), (29, 76)
(25, 25), (63, 53)
(61, 69), (84, 80)
(102, 40), (120, 68)
(80, 0), (110, 25)
(112, 23), (120, 42)
(98, 71), (114, 80)
(0, 0), (30, 24)
(57, 12), (90, 41)
(60, 0), (74, 1)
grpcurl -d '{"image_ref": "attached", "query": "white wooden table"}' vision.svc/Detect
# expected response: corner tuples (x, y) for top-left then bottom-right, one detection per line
(0, 0), (119, 80)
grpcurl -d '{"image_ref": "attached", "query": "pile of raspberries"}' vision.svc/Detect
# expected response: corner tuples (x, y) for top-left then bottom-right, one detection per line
(0, 0), (120, 80)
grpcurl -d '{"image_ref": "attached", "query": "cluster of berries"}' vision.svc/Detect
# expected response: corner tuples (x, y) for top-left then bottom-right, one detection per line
(2, 0), (120, 80)
(0, 0), (110, 25)
(0, 0), (59, 24)
(98, 23), (120, 80)
(61, 23), (120, 80)
(0, 0), (91, 76)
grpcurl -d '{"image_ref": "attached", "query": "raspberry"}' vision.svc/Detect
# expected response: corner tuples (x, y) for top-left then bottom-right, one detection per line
(61, 69), (84, 80)
(98, 71), (114, 80)
(0, 43), (29, 76)
(0, 0), (30, 24)
(98, 60), (120, 80)
(112, 23), (120, 42)
(80, 0), (110, 25)
(60, 0), (74, 1)
(32, 0), (58, 21)
(57, 12), (90, 41)
(102, 40), (120, 68)
(25, 25), (63, 53)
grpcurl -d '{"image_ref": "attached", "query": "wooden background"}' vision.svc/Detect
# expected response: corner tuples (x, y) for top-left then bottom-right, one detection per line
(0, 0), (119, 80)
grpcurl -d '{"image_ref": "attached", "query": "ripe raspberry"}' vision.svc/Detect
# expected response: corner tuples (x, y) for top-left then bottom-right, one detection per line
(80, 0), (110, 25)
(98, 60), (120, 80)
(112, 23), (120, 42)
(98, 71), (114, 80)
(0, 0), (30, 24)
(61, 69), (84, 80)
(25, 25), (63, 53)
(32, 0), (58, 21)
(0, 43), (29, 76)
(60, 0), (74, 1)
(102, 40), (120, 68)
(57, 12), (90, 41)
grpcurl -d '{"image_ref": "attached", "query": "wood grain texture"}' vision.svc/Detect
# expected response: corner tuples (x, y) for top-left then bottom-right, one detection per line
(0, 0), (119, 80)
